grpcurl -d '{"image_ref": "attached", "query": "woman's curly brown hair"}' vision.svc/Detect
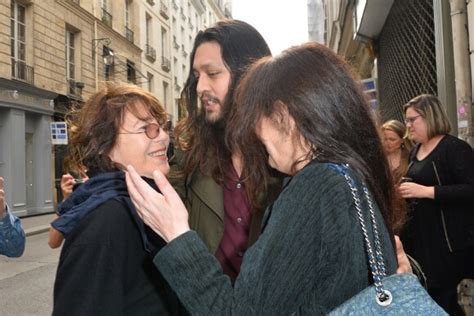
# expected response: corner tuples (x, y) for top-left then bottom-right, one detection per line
(65, 82), (167, 174)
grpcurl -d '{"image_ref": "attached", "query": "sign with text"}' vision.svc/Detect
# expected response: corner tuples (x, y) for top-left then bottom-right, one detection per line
(50, 122), (68, 145)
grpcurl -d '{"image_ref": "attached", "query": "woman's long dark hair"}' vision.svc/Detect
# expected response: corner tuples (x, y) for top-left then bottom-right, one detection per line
(228, 42), (405, 236)
(173, 20), (272, 195)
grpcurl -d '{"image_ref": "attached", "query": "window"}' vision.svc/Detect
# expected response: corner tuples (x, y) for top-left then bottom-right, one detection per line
(101, 0), (112, 27)
(161, 27), (167, 57)
(145, 14), (156, 61)
(10, 0), (31, 82)
(66, 30), (75, 94)
(125, 0), (130, 28)
(147, 72), (154, 92)
(127, 60), (136, 83)
(146, 14), (151, 45)
(124, 0), (133, 42)
(162, 81), (169, 107)
(66, 31), (75, 80)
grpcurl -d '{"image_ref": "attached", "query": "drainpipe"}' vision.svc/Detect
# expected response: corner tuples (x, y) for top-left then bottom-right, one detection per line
(467, 0), (474, 146)
(93, 2), (99, 91)
(450, 0), (473, 145)
(434, 0), (457, 132)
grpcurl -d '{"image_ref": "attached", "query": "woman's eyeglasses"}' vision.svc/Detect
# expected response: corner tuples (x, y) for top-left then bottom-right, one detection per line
(404, 115), (422, 125)
(119, 120), (171, 139)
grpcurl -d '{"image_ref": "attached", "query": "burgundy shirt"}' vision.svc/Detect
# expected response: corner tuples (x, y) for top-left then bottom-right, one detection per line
(215, 164), (252, 283)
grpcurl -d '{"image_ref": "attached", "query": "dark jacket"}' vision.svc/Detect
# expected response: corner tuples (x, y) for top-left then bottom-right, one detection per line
(409, 134), (474, 252)
(53, 171), (181, 315)
(168, 149), (282, 254)
(154, 162), (397, 315)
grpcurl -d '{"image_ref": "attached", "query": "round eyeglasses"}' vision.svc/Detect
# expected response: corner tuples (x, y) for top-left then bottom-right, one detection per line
(119, 120), (171, 139)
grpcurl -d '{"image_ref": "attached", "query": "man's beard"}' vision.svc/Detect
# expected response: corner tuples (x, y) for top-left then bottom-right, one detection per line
(205, 109), (224, 124)
(201, 93), (225, 126)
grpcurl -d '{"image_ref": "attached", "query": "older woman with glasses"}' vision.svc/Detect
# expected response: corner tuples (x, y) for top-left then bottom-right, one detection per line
(52, 83), (181, 315)
(399, 94), (474, 315)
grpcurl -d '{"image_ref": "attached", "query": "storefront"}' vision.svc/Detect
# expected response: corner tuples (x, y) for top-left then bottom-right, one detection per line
(0, 78), (56, 217)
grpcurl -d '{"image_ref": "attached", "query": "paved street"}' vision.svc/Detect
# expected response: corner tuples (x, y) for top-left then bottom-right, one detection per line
(0, 232), (60, 316)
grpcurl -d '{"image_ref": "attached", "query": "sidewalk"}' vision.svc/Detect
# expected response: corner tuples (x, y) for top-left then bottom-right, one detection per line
(21, 213), (56, 237)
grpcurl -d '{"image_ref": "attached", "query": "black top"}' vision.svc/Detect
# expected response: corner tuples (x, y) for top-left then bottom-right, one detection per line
(53, 199), (181, 315)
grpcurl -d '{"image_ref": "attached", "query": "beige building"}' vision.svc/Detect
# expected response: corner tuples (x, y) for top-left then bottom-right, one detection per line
(318, 0), (473, 146)
(0, 0), (231, 217)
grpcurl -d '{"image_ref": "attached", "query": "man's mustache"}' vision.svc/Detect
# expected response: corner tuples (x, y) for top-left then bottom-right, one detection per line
(200, 92), (221, 105)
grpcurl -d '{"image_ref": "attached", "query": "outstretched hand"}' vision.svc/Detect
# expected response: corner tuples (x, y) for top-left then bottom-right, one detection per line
(125, 165), (190, 242)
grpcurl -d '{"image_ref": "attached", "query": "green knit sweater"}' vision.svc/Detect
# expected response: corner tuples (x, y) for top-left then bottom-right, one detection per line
(154, 162), (397, 315)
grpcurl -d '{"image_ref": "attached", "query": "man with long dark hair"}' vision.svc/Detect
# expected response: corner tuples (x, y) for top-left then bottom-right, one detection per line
(169, 20), (282, 283)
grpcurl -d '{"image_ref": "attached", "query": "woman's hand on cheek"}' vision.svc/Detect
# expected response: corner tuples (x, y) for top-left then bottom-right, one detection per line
(126, 165), (190, 242)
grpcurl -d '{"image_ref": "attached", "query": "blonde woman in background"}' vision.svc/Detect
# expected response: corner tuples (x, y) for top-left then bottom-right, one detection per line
(381, 119), (412, 184)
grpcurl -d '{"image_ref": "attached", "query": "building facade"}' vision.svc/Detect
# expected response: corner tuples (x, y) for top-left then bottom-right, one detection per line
(307, 0), (325, 43)
(319, 0), (474, 146)
(0, 0), (231, 217)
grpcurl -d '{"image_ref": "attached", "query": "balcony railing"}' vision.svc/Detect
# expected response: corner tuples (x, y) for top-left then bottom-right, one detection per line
(172, 0), (178, 10)
(190, 0), (205, 14)
(174, 77), (181, 92)
(11, 59), (34, 84)
(161, 56), (171, 72)
(101, 8), (112, 27)
(145, 44), (156, 61)
(181, 45), (188, 58)
(180, 7), (186, 20)
(160, 0), (169, 19)
(125, 26), (134, 43)
(173, 36), (179, 49)
(188, 18), (194, 30)
(67, 79), (84, 97)
(67, 78), (76, 95)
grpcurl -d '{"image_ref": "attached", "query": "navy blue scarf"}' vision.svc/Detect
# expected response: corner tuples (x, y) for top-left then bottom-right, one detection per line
(52, 171), (161, 253)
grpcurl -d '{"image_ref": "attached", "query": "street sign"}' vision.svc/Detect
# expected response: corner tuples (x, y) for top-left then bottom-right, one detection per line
(362, 78), (378, 110)
(50, 122), (68, 145)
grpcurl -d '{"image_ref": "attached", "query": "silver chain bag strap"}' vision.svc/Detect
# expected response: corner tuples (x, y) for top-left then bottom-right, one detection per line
(328, 164), (447, 315)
